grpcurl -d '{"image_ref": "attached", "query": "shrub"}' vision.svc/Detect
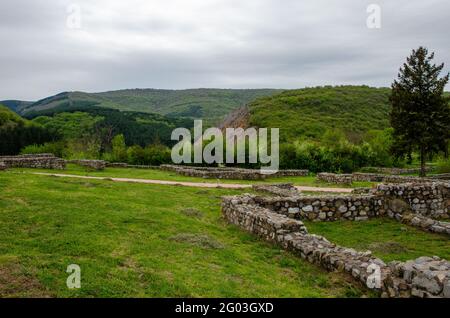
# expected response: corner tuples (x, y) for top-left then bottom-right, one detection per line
(21, 141), (66, 158)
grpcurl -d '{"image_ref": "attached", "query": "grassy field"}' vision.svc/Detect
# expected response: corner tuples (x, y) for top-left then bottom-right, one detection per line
(304, 220), (450, 263)
(1, 170), (447, 298)
(0, 172), (367, 298)
(12, 164), (376, 188)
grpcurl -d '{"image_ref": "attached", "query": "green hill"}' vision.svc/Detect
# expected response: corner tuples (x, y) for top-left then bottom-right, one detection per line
(0, 104), (27, 125)
(15, 88), (280, 124)
(248, 86), (392, 142)
(0, 104), (55, 155)
(0, 100), (33, 113)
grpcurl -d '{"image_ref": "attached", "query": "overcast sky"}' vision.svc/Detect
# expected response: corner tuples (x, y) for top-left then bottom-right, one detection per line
(1, 0), (449, 100)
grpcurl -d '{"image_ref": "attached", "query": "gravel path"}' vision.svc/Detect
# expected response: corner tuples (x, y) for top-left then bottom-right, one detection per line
(31, 172), (353, 193)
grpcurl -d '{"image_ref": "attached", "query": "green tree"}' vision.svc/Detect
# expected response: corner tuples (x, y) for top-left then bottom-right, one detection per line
(390, 47), (450, 176)
(112, 134), (127, 162)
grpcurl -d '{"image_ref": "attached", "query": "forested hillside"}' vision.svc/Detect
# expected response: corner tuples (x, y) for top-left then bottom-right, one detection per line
(0, 105), (54, 155)
(248, 86), (392, 142)
(9, 88), (280, 124)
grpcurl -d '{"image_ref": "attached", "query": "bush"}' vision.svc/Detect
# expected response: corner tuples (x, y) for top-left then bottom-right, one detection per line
(143, 144), (172, 166)
(21, 141), (66, 158)
(435, 158), (450, 174)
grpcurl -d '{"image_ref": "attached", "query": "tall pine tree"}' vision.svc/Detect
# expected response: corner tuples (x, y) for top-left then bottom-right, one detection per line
(390, 47), (450, 177)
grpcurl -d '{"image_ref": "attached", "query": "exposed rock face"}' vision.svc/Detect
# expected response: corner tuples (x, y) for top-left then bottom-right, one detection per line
(317, 173), (353, 185)
(66, 160), (106, 170)
(0, 154), (65, 169)
(222, 194), (450, 298)
(218, 105), (251, 130)
(252, 183), (301, 197)
(161, 165), (309, 180)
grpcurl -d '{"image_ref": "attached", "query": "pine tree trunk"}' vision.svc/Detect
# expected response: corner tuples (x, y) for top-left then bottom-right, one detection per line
(420, 146), (426, 177)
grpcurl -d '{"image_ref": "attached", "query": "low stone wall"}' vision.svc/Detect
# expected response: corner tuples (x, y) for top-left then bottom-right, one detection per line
(252, 184), (301, 197)
(222, 195), (450, 298)
(161, 165), (308, 180)
(362, 167), (434, 175)
(399, 213), (450, 235)
(0, 162), (6, 170)
(247, 194), (381, 222)
(106, 162), (160, 169)
(317, 173), (353, 185)
(377, 182), (449, 219)
(352, 173), (386, 182)
(0, 154), (65, 169)
(318, 172), (436, 184)
(222, 195), (308, 243)
(67, 160), (106, 170)
(388, 257), (450, 298)
(382, 175), (435, 184)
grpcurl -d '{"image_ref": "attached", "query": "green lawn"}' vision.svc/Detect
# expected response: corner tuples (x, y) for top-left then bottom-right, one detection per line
(304, 220), (450, 263)
(12, 164), (376, 188)
(1, 171), (446, 298)
(0, 172), (366, 298)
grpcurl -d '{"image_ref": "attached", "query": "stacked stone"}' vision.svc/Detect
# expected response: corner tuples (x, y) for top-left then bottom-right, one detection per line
(0, 161), (6, 171)
(272, 170), (309, 177)
(251, 194), (382, 222)
(280, 232), (390, 292)
(388, 257), (450, 298)
(399, 214), (450, 235)
(221, 195), (308, 243)
(0, 154), (65, 169)
(383, 175), (435, 184)
(377, 182), (449, 219)
(431, 173), (450, 180)
(352, 173), (386, 182)
(106, 162), (159, 169)
(222, 194), (450, 298)
(362, 167), (434, 175)
(252, 184), (301, 197)
(67, 160), (106, 170)
(161, 165), (309, 180)
(317, 173), (353, 185)
(317, 173), (437, 185)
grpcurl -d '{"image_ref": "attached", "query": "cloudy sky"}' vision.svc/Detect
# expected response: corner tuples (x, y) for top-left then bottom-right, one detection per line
(1, 0), (449, 100)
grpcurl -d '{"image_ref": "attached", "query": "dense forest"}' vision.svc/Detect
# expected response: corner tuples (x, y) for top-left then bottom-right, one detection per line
(0, 106), (55, 155)
(2, 84), (449, 173)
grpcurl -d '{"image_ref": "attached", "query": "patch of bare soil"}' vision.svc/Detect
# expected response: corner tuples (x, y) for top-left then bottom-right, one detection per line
(0, 263), (52, 298)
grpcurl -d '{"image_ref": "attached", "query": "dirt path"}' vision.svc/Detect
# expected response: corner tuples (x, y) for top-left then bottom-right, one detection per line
(30, 172), (353, 193)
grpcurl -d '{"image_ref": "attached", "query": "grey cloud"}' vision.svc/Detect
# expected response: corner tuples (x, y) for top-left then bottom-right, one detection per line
(0, 0), (449, 100)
